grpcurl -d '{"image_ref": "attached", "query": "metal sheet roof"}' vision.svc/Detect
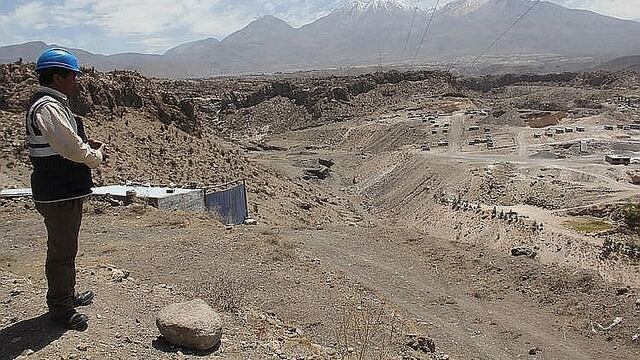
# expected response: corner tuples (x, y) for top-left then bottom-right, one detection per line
(1, 186), (201, 199)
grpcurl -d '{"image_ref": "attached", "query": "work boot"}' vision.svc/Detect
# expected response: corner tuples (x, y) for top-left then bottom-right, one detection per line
(50, 310), (89, 331)
(74, 290), (94, 307)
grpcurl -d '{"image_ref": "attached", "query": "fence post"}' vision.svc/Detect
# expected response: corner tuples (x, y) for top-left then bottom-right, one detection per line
(243, 179), (249, 220)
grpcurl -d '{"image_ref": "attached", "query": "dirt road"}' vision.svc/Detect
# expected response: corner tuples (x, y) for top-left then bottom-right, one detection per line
(297, 225), (639, 359)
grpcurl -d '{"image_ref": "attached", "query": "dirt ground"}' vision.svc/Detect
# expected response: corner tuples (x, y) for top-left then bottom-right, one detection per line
(1, 65), (640, 359)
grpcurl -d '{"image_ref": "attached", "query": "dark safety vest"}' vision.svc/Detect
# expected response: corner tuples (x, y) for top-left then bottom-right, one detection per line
(26, 91), (93, 203)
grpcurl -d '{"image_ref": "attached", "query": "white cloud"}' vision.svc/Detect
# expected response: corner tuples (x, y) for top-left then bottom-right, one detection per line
(1, 0), (640, 54)
(136, 36), (180, 52)
(0, 2), (49, 28)
(558, 0), (640, 20)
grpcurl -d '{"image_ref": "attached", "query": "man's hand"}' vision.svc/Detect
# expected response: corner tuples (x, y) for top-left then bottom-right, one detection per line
(89, 140), (109, 162)
(98, 144), (109, 162)
(88, 139), (103, 150)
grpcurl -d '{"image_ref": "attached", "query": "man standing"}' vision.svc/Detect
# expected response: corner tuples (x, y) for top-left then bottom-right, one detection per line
(26, 48), (106, 330)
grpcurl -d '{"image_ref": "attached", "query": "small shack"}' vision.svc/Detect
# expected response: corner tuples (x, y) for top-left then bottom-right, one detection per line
(1, 181), (250, 225)
(94, 185), (205, 211)
(204, 181), (248, 225)
(605, 155), (631, 166)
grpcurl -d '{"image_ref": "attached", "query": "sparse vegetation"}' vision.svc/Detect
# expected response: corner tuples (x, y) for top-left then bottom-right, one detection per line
(564, 219), (615, 233)
(190, 272), (246, 312)
(622, 203), (640, 232)
(334, 304), (401, 360)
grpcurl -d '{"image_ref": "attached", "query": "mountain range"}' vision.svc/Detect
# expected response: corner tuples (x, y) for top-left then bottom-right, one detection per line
(1, 0), (640, 78)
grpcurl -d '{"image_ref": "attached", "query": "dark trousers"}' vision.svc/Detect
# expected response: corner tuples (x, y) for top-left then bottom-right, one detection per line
(35, 198), (84, 314)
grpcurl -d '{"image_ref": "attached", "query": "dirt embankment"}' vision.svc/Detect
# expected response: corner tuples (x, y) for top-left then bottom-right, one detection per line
(352, 152), (638, 283)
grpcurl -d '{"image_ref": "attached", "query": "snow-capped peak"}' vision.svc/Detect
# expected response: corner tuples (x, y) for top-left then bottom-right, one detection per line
(439, 0), (495, 16)
(340, 0), (413, 14)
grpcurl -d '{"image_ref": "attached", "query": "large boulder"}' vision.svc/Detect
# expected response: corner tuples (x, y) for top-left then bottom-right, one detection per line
(156, 299), (223, 351)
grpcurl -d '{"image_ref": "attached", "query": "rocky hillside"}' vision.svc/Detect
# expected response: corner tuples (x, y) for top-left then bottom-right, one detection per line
(0, 64), (352, 226)
(600, 55), (640, 72)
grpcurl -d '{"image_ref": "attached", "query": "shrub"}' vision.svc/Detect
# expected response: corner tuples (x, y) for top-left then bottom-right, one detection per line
(623, 203), (640, 231)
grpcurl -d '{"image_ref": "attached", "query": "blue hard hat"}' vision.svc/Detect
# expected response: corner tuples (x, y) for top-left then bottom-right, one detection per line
(36, 48), (82, 73)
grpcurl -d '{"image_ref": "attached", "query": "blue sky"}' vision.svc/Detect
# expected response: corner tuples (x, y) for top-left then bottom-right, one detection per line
(1, 0), (639, 54)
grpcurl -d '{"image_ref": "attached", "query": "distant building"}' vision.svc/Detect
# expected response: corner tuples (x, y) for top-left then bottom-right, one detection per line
(605, 155), (631, 166)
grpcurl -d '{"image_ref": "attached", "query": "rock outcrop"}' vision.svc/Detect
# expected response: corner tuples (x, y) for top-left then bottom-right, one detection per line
(156, 299), (223, 351)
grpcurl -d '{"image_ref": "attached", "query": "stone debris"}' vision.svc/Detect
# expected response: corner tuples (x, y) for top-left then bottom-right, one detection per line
(20, 349), (34, 357)
(156, 299), (223, 351)
(111, 268), (130, 283)
(511, 247), (538, 259)
(615, 287), (629, 296)
(243, 218), (257, 225)
(404, 334), (436, 353)
(318, 158), (335, 168)
(303, 167), (331, 180)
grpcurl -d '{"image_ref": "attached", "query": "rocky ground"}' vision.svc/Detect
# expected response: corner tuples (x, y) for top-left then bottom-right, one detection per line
(1, 64), (640, 359)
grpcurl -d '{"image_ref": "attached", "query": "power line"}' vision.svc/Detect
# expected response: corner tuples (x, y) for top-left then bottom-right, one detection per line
(470, 0), (542, 65)
(447, 0), (543, 71)
(413, 0), (440, 61)
(401, 0), (422, 60)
